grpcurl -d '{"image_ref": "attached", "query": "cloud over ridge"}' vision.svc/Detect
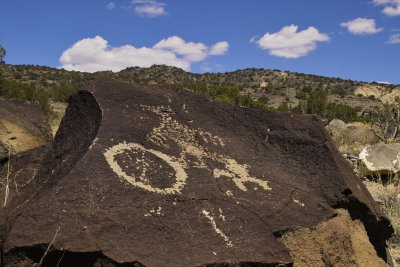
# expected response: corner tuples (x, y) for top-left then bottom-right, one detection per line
(252, 25), (329, 58)
(59, 36), (229, 72)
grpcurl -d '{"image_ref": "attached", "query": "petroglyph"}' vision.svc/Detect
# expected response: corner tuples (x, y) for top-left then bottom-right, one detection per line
(104, 105), (270, 196)
(293, 198), (305, 207)
(225, 190), (233, 197)
(202, 209), (233, 247)
(218, 208), (226, 221)
(144, 207), (163, 217)
(104, 142), (187, 195)
(142, 105), (270, 194)
(213, 158), (271, 192)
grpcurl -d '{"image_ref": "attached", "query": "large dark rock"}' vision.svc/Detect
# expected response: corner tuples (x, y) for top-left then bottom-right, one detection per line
(0, 75), (393, 266)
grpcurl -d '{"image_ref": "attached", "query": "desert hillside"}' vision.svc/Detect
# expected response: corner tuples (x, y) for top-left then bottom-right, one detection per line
(1, 63), (399, 112)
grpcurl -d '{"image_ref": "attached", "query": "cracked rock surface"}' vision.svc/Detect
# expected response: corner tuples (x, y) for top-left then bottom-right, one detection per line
(0, 75), (394, 266)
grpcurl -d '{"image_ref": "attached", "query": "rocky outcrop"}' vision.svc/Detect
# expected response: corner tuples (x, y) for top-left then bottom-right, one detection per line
(326, 118), (347, 134)
(327, 119), (378, 154)
(0, 99), (52, 164)
(0, 75), (394, 266)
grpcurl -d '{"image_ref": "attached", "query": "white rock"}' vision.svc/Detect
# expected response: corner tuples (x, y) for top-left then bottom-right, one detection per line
(359, 143), (400, 174)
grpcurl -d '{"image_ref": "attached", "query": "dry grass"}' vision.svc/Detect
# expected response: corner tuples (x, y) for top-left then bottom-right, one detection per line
(37, 226), (61, 267)
(3, 148), (10, 207)
(376, 183), (400, 266)
(49, 102), (67, 136)
(363, 179), (400, 265)
(378, 183), (400, 243)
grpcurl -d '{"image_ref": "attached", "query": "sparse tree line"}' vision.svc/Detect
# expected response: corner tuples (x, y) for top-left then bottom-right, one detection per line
(174, 81), (400, 141)
(175, 81), (360, 122)
(0, 69), (75, 116)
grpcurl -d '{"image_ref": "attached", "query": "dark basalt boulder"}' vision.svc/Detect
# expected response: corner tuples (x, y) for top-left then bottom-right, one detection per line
(0, 75), (394, 266)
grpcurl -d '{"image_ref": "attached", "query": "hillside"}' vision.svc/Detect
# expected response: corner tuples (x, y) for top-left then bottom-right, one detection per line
(116, 65), (398, 109)
(1, 63), (400, 125)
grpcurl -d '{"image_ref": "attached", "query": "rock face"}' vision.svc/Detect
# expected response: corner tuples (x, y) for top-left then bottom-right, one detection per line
(360, 143), (400, 175)
(0, 99), (52, 164)
(0, 75), (394, 266)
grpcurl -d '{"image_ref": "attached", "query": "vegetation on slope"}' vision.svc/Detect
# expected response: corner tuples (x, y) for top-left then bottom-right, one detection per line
(0, 63), (398, 128)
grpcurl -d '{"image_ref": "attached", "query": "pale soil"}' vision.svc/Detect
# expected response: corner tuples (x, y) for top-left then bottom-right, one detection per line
(381, 89), (400, 104)
(389, 243), (400, 267)
(0, 119), (48, 154)
(354, 84), (387, 99)
(49, 102), (68, 136)
(354, 84), (400, 104)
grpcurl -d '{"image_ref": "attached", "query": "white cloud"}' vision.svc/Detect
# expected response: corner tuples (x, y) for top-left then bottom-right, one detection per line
(340, 17), (383, 35)
(373, 0), (400, 16)
(106, 2), (115, 10)
(153, 36), (208, 61)
(132, 0), (167, 17)
(388, 33), (400, 43)
(59, 36), (229, 72)
(209, 41), (229, 55)
(252, 25), (329, 59)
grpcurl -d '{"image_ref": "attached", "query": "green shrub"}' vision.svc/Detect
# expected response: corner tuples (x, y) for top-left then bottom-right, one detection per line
(13, 72), (22, 79)
(306, 88), (327, 116)
(295, 91), (307, 100)
(331, 87), (347, 97)
(50, 84), (76, 102)
(0, 78), (52, 115)
(325, 102), (359, 123)
(277, 102), (291, 111)
(301, 86), (312, 94)
(258, 96), (269, 104)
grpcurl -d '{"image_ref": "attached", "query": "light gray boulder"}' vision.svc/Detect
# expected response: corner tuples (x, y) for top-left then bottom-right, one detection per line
(359, 143), (400, 174)
(326, 119), (346, 134)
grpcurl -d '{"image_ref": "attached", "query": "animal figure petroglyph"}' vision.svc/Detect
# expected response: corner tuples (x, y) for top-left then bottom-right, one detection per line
(104, 105), (271, 196)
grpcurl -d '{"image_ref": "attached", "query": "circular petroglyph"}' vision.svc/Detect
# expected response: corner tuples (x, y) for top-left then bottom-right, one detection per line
(104, 142), (187, 194)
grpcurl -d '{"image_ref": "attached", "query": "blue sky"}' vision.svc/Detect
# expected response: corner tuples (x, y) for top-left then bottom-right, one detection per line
(0, 0), (399, 84)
